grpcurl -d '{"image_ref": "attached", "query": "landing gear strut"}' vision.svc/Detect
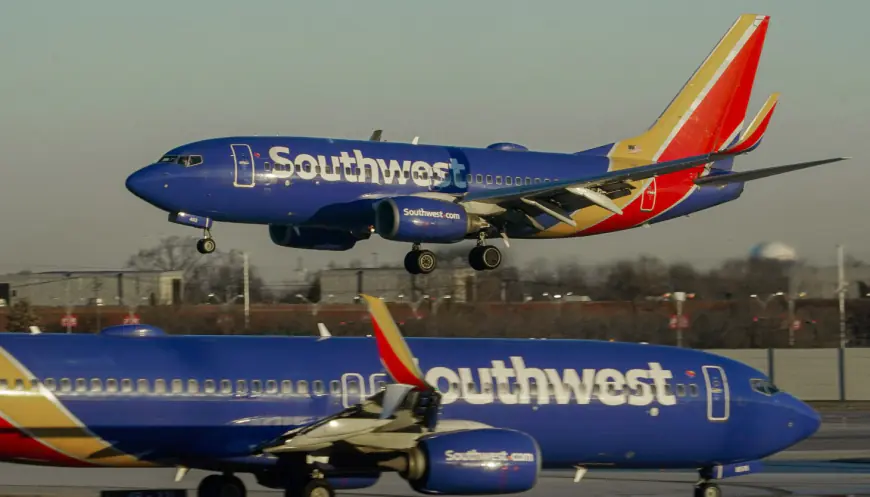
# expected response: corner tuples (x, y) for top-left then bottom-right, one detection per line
(404, 243), (437, 275)
(468, 233), (501, 271)
(196, 229), (216, 254)
(197, 473), (246, 497)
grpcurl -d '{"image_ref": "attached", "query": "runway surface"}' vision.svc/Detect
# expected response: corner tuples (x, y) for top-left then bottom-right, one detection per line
(0, 411), (867, 497)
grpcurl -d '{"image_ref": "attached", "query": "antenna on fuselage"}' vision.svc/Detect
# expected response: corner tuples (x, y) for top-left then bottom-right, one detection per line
(369, 129), (383, 142)
(317, 322), (332, 341)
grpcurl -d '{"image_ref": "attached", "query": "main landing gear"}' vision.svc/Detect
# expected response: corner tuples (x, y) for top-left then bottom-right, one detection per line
(402, 234), (503, 275)
(694, 478), (721, 497)
(196, 229), (216, 254)
(197, 470), (337, 497)
(404, 244), (437, 275)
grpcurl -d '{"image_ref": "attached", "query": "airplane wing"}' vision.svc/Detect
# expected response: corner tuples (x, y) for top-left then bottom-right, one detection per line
(258, 295), (489, 455)
(459, 94), (846, 229)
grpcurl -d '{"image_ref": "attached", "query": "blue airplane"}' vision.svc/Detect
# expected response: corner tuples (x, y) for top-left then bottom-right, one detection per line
(0, 295), (819, 497)
(125, 14), (846, 274)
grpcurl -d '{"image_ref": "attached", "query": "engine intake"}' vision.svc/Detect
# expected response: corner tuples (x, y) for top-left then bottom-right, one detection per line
(268, 225), (358, 251)
(374, 197), (485, 243)
(401, 428), (541, 495)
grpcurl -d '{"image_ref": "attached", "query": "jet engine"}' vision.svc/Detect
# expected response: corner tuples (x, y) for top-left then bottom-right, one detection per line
(399, 428), (541, 495)
(268, 225), (359, 251)
(374, 197), (487, 243)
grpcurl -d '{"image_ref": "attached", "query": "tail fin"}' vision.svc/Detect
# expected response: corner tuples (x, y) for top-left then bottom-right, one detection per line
(611, 14), (771, 163)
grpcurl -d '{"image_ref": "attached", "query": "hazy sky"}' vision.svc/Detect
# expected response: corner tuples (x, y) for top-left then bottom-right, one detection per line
(0, 1), (867, 281)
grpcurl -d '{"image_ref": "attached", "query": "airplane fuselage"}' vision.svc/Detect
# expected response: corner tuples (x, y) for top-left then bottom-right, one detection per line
(0, 331), (817, 472)
(127, 136), (744, 240)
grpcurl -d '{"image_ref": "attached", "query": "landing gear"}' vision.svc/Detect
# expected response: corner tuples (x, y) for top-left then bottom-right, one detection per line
(468, 234), (502, 271)
(694, 482), (721, 497)
(287, 478), (335, 497)
(196, 229), (216, 254)
(404, 244), (436, 275)
(197, 473), (246, 497)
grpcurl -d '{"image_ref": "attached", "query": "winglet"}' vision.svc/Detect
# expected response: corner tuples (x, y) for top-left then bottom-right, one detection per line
(360, 294), (428, 390)
(721, 93), (779, 155)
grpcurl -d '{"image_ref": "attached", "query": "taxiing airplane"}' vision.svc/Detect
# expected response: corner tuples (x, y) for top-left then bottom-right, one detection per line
(0, 295), (818, 497)
(126, 14), (846, 274)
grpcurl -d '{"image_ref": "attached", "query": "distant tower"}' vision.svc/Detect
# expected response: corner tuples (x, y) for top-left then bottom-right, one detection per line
(749, 241), (798, 262)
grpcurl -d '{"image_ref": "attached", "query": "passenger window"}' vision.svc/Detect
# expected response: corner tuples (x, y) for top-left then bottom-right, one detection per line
(204, 380), (216, 394)
(534, 178), (541, 184)
(330, 380), (340, 394)
(106, 379), (118, 393)
(496, 176), (502, 185)
(14, 379), (25, 391)
(237, 380), (248, 395)
(74, 378), (86, 393)
(689, 384), (699, 397)
(187, 379), (199, 394)
(264, 161), (271, 172)
(505, 176), (513, 186)
(171, 379), (183, 394)
(476, 174), (483, 183)
(221, 380), (232, 394)
(60, 378), (72, 392)
(266, 380), (278, 394)
(297, 380), (309, 395)
(346, 379), (359, 395)
(90, 379), (103, 393)
(44, 378), (56, 391)
(251, 380), (263, 395)
(154, 379), (166, 394)
(281, 380), (293, 395)
(313, 380), (324, 396)
(1, 379), (10, 390)
(676, 384), (686, 397)
(121, 379), (133, 393)
(486, 175), (493, 184)
(663, 383), (673, 396)
(137, 379), (150, 394)
(525, 177), (531, 184)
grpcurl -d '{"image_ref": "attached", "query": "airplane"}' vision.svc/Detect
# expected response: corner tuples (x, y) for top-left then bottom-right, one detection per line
(0, 294), (820, 497)
(125, 13), (847, 275)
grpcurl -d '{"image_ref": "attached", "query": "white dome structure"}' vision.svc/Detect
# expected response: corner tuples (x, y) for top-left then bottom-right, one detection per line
(749, 242), (798, 262)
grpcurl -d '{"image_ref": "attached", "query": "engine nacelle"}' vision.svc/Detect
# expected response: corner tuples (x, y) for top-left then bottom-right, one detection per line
(374, 197), (485, 243)
(268, 225), (358, 251)
(404, 428), (541, 495)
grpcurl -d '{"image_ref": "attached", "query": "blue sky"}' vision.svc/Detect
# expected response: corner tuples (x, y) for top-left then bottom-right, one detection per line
(0, 1), (866, 279)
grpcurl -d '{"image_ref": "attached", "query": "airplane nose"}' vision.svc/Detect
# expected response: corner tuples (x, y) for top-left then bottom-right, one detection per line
(126, 164), (169, 207)
(782, 393), (821, 443)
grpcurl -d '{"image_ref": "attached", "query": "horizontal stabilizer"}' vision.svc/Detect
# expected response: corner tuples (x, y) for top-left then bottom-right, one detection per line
(695, 157), (849, 186)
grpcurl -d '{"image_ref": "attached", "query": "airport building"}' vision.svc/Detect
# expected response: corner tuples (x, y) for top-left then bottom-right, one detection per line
(0, 270), (184, 307)
(318, 266), (478, 303)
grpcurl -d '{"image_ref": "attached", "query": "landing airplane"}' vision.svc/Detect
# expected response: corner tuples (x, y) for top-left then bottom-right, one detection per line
(126, 14), (846, 274)
(0, 295), (819, 497)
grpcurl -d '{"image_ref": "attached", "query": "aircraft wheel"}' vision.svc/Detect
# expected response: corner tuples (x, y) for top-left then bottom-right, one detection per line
(469, 245), (501, 271)
(285, 479), (335, 497)
(404, 251), (421, 274)
(197, 474), (246, 497)
(197, 238), (216, 254)
(415, 250), (437, 274)
(694, 483), (721, 497)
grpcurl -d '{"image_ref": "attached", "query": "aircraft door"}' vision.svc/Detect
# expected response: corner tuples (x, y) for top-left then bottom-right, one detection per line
(702, 365), (730, 421)
(232, 144), (255, 188)
(640, 177), (657, 212)
(341, 373), (367, 408)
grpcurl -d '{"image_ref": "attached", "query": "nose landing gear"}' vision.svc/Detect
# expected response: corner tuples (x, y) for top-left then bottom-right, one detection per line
(196, 229), (216, 254)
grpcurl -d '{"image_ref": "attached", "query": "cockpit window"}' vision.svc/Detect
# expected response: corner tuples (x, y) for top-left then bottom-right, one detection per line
(750, 378), (780, 396)
(159, 155), (178, 163)
(178, 155), (203, 167)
